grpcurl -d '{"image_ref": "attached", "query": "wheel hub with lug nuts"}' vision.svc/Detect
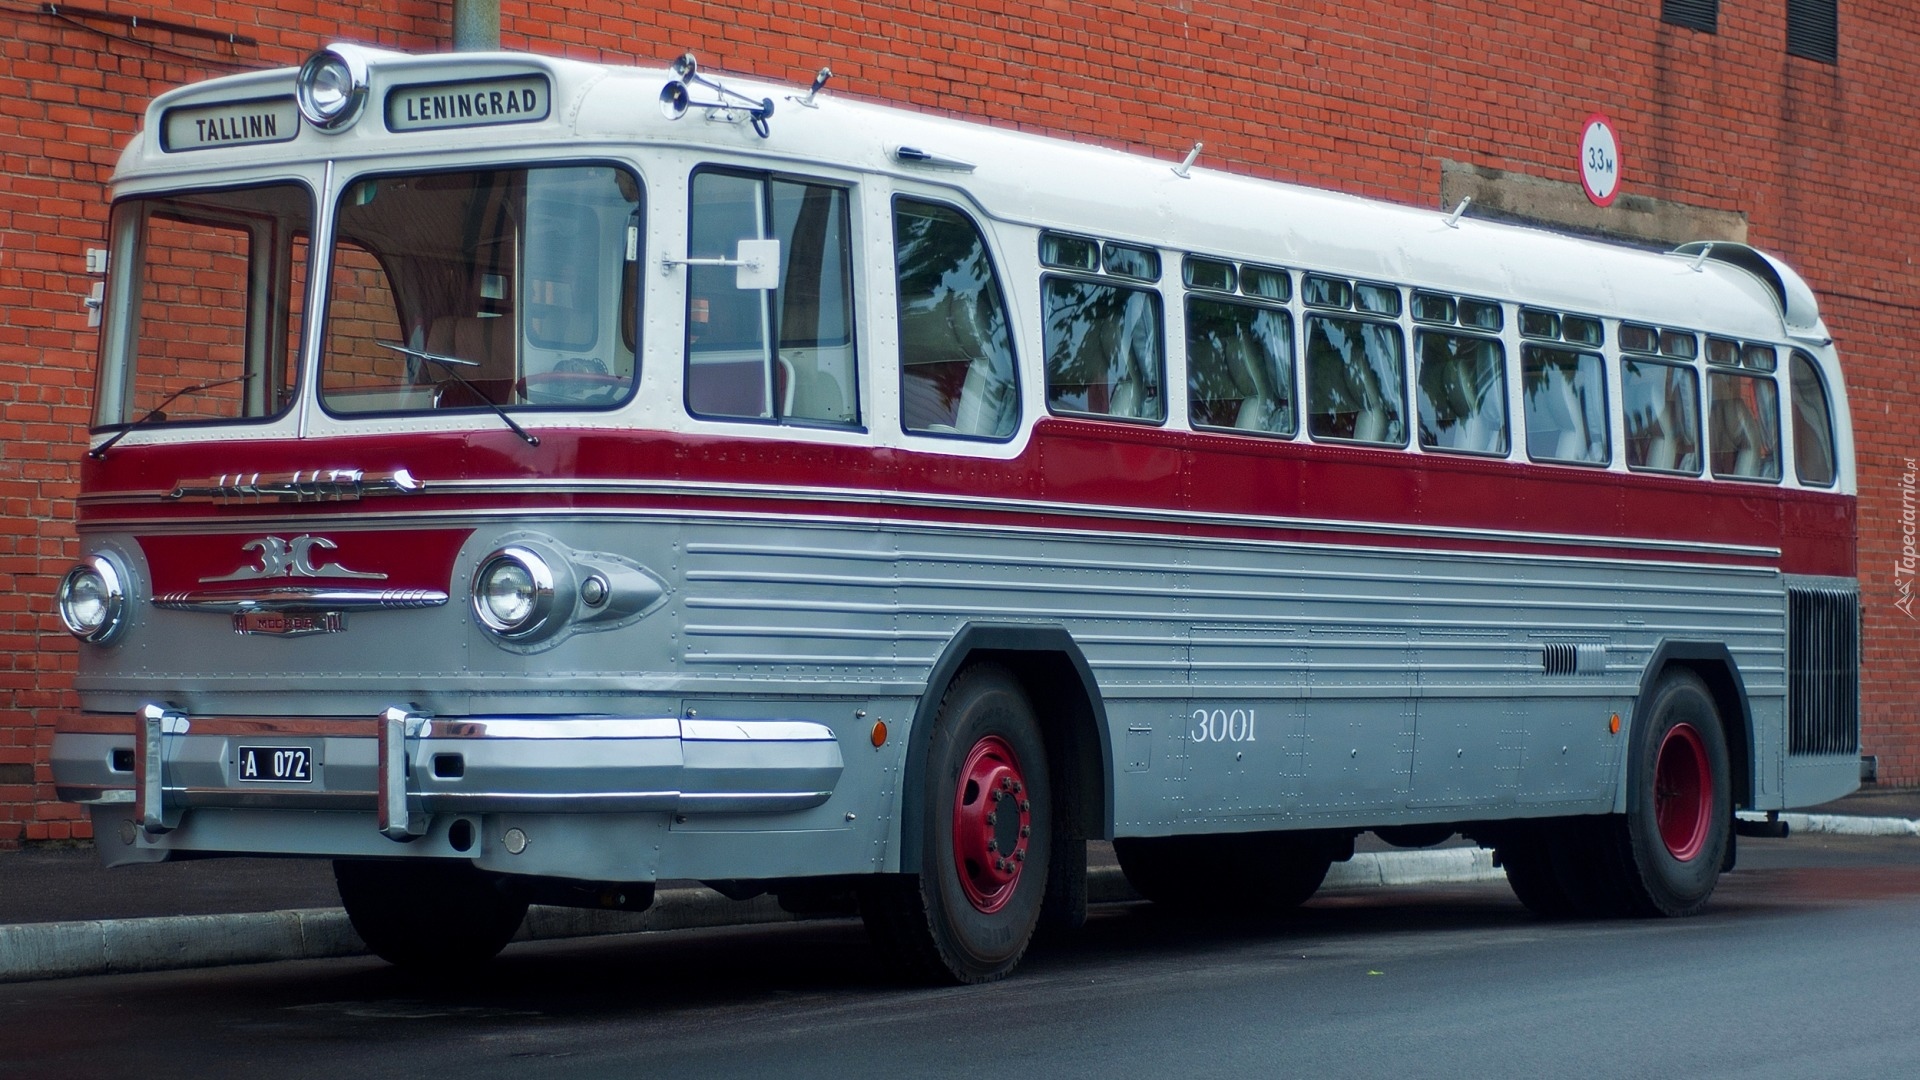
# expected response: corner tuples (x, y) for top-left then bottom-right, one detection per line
(952, 735), (1032, 913)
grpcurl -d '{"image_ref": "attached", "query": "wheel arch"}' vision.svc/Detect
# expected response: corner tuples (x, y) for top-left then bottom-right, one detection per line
(1625, 640), (1755, 811)
(897, 623), (1113, 874)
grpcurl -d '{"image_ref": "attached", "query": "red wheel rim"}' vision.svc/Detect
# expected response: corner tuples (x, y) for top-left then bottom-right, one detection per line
(1654, 722), (1713, 861)
(951, 735), (1032, 913)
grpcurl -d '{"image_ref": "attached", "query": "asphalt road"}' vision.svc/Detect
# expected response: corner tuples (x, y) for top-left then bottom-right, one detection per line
(5, 834), (1918, 1080)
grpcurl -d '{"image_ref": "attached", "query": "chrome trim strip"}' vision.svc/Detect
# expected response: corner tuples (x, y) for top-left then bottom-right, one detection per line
(681, 718), (839, 742)
(80, 476), (1786, 562)
(166, 468), (424, 504)
(153, 587), (448, 613)
(427, 717), (681, 740)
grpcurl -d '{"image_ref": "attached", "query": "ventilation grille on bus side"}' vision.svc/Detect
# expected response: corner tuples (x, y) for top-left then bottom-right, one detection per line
(1542, 642), (1606, 676)
(1788, 585), (1859, 756)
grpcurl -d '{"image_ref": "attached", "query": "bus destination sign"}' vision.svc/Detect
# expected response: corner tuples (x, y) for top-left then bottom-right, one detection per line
(161, 97), (300, 152)
(386, 76), (551, 133)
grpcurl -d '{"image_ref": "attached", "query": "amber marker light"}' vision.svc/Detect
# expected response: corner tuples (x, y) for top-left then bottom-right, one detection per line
(870, 720), (889, 748)
(1609, 713), (1622, 735)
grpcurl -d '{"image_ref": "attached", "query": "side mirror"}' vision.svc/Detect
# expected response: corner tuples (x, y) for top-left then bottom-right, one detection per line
(734, 239), (779, 290)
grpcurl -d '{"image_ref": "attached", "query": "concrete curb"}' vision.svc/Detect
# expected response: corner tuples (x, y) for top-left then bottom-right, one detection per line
(1, 821), (1909, 984)
(1738, 811), (1920, 838)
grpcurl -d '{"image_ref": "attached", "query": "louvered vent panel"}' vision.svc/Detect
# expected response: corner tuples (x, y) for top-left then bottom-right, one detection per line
(1787, 0), (1839, 63)
(1661, 0), (1718, 33)
(1788, 585), (1858, 755)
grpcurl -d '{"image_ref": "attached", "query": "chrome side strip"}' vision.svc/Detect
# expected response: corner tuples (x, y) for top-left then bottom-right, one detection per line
(167, 468), (424, 504)
(81, 476), (1786, 562)
(153, 587), (448, 613)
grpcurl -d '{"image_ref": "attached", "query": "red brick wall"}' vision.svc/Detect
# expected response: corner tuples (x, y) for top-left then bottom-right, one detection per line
(1, 2), (1910, 843)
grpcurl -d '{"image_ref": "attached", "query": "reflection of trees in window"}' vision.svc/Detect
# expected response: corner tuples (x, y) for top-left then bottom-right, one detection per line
(1187, 298), (1294, 435)
(1789, 352), (1836, 486)
(1043, 278), (1163, 421)
(1416, 331), (1506, 454)
(1621, 359), (1700, 473)
(1306, 314), (1404, 444)
(894, 199), (1019, 438)
(1521, 345), (1608, 464)
(1709, 371), (1780, 480)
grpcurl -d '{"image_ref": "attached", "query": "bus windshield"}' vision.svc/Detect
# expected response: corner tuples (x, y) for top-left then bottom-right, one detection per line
(320, 164), (640, 415)
(94, 182), (312, 430)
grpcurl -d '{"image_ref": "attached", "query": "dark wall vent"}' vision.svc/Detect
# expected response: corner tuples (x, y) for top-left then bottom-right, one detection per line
(1787, 0), (1839, 63)
(1662, 0), (1719, 33)
(1788, 585), (1859, 755)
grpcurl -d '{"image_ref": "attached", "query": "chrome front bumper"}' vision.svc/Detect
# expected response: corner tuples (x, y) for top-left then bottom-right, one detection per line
(53, 704), (846, 842)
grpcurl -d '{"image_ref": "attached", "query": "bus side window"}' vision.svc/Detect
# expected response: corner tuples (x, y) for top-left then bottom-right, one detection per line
(1043, 276), (1165, 422)
(1709, 370), (1781, 481)
(1305, 313), (1406, 445)
(1415, 329), (1507, 455)
(1187, 296), (1295, 437)
(894, 198), (1020, 438)
(1790, 351), (1838, 487)
(1521, 344), (1609, 465)
(686, 170), (859, 426)
(1621, 358), (1702, 474)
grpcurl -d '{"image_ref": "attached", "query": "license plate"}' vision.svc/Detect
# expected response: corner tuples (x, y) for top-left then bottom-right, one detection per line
(233, 610), (346, 637)
(237, 745), (313, 783)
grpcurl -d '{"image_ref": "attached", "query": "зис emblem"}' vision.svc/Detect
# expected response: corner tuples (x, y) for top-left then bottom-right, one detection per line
(200, 535), (387, 583)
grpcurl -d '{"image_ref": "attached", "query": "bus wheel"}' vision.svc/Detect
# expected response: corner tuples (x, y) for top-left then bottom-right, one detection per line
(1115, 832), (1332, 913)
(860, 664), (1051, 984)
(1491, 823), (1577, 918)
(334, 859), (530, 970)
(1612, 670), (1732, 916)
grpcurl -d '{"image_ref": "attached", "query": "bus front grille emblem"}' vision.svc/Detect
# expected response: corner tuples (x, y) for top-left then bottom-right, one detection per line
(200, 535), (387, 583)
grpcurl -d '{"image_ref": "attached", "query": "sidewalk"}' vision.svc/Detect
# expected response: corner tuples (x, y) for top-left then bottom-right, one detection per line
(2, 787), (1913, 982)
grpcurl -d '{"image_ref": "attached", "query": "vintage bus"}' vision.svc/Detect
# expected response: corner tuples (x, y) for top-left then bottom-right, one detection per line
(51, 44), (1859, 983)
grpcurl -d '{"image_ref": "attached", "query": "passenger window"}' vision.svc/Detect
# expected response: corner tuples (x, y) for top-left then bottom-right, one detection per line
(1621, 359), (1701, 474)
(1522, 344), (1609, 465)
(1306, 314), (1406, 445)
(893, 198), (1019, 439)
(1043, 277), (1165, 421)
(1188, 297), (1295, 437)
(1789, 351), (1837, 487)
(1416, 330), (1507, 455)
(685, 170), (858, 426)
(1709, 371), (1781, 481)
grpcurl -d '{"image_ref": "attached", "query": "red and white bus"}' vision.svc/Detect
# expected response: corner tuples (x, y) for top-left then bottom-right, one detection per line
(53, 45), (1858, 982)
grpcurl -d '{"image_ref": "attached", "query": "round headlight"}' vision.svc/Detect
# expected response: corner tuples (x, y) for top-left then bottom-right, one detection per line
(472, 547), (559, 640)
(58, 555), (127, 644)
(296, 45), (371, 132)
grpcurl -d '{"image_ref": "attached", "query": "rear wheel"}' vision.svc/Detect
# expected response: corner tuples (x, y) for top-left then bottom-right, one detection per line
(1115, 831), (1334, 913)
(1611, 670), (1731, 916)
(333, 859), (530, 971)
(1490, 822), (1577, 918)
(859, 664), (1051, 984)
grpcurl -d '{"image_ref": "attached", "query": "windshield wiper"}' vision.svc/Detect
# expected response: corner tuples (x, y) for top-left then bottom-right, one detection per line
(89, 374), (256, 460)
(378, 341), (539, 447)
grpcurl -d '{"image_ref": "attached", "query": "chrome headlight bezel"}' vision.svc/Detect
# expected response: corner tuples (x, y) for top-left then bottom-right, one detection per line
(58, 554), (128, 644)
(296, 44), (372, 132)
(472, 545), (565, 641)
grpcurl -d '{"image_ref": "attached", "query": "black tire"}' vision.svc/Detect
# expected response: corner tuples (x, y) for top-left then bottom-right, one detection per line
(859, 664), (1051, 984)
(1115, 831), (1333, 913)
(334, 859), (530, 970)
(1491, 822), (1578, 918)
(1609, 670), (1732, 916)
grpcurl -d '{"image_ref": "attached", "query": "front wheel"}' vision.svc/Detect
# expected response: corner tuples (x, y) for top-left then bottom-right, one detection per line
(334, 859), (530, 971)
(860, 664), (1051, 984)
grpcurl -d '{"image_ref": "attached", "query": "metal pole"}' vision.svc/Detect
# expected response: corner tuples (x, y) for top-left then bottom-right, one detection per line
(451, 0), (500, 51)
